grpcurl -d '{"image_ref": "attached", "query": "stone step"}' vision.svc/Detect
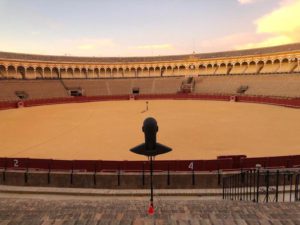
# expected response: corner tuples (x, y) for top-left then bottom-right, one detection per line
(0, 196), (299, 224)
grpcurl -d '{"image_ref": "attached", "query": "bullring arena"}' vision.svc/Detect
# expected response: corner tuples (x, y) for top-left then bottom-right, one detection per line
(1, 43), (300, 224)
(1, 100), (300, 161)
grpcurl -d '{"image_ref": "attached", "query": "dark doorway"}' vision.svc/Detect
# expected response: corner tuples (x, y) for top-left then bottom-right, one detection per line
(132, 87), (140, 94)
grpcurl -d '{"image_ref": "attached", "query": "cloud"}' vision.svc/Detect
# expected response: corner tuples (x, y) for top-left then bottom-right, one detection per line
(237, 0), (300, 49)
(198, 33), (264, 52)
(235, 35), (292, 49)
(134, 44), (173, 50)
(198, 0), (300, 52)
(256, 0), (300, 34)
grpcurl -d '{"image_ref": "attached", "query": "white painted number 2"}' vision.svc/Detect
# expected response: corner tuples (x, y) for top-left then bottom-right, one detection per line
(188, 162), (194, 170)
(13, 159), (19, 167)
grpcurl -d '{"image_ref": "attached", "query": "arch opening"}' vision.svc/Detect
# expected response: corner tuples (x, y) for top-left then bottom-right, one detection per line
(26, 67), (35, 79)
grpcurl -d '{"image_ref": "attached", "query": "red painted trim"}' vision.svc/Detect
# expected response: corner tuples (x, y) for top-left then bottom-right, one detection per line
(1, 94), (300, 110)
(0, 155), (299, 172)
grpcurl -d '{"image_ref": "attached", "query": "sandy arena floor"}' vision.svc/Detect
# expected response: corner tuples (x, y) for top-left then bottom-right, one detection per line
(0, 100), (299, 160)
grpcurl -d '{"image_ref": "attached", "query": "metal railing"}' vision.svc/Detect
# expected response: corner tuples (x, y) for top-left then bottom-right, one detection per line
(222, 168), (300, 202)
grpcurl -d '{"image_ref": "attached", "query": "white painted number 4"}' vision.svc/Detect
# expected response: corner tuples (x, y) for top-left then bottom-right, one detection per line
(13, 159), (19, 167)
(188, 162), (194, 170)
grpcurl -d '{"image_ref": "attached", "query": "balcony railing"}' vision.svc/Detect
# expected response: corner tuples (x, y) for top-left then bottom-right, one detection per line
(222, 168), (300, 202)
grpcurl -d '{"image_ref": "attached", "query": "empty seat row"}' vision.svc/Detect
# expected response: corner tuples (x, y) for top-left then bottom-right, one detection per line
(0, 80), (69, 101)
(194, 74), (300, 98)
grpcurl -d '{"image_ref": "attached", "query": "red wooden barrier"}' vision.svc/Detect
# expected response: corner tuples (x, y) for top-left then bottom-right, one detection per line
(50, 159), (72, 171)
(203, 160), (220, 171)
(240, 157), (268, 169)
(121, 161), (147, 172)
(217, 159), (234, 171)
(1, 94), (300, 110)
(0, 101), (16, 110)
(266, 156), (291, 168)
(28, 158), (51, 171)
(73, 160), (97, 172)
(0, 155), (299, 172)
(290, 155), (300, 168)
(4, 158), (29, 170)
(97, 160), (121, 172)
(0, 158), (6, 169)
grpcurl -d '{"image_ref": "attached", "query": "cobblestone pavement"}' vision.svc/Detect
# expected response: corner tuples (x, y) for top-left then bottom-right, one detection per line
(0, 195), (299, 225)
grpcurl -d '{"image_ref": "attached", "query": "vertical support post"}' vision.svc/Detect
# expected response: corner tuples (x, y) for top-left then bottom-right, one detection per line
(247, 170), (251, 201)
(225, 177), (227, 199)
(243, 171), (246, 201)
(243, 172), (245, 201)
(241, 170), (245, 201)
(235, 174), (237, 200)
(253, 169), (256, 202)
(238, 173), (241, 200)
(275, 170), (279, 202)
(58, 68), (61, 79)
(226, 177), (228, 200)
(266, 170), (269, 203)
(249, 170), (252, 201)
(245, 171), (248, 201)
(230, 175), (232, 200)
(222, 177), (225, 200)
(228, 176), (231, 200)
(289, 173), (293, 202)
(256, 169), (260, 203)
(232, 175), (234, 200)
(241, 171), (244, 200)
(237, 174), (239, 200)
(283, 173), (286, 202)
(246, 171), (249, 201)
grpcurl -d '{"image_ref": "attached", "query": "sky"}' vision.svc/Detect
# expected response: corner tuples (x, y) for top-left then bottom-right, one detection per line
(0, 0), (299, 57)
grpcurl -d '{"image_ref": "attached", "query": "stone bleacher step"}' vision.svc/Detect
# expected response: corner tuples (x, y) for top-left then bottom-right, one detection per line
(0, 185), (223, 197)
